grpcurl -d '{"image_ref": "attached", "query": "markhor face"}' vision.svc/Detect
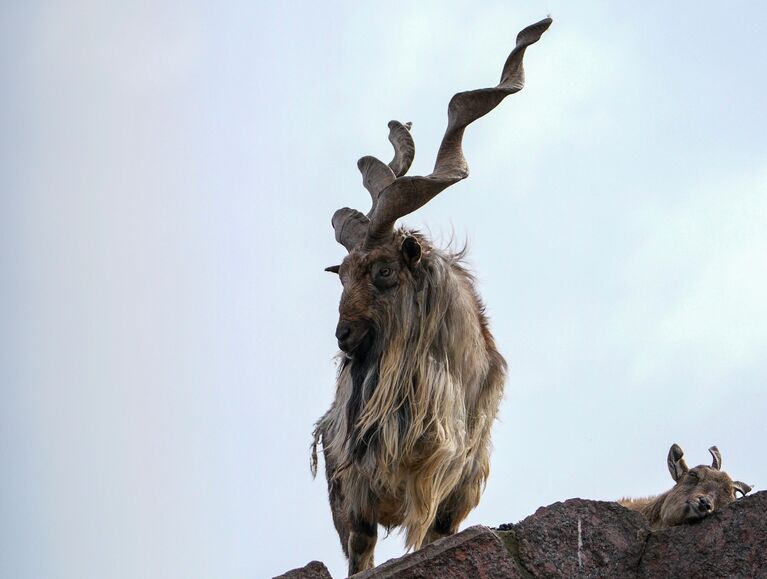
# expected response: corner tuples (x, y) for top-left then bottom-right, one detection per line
(664, 466), (736, 525)
(330, 236), (422, 356)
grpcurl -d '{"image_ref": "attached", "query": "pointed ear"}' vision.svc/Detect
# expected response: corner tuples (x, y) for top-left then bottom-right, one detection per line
(667, 443), (689, 482)
(325, 265), (340, 274)
(709, 446), (722, 470)
(401, 236), (421, 267)
(733, 481), (753, 497)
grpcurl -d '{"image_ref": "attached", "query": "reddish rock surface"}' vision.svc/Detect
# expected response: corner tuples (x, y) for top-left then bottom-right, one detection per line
(355, 525), (523, 579)
(638, 491), (767, 579)
(500, 497), (649, 578)
(277, 491), (766, 578)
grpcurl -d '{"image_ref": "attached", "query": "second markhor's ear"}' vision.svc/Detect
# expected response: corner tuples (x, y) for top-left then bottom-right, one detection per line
(733, 481), (753, 497)
(325, 265), (340, 274)
(667, 443), (689, 482)
(401, 236), (421, 267)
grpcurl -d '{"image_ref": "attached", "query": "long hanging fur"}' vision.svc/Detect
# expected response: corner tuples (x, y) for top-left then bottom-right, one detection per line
(312, 230), (506, 550)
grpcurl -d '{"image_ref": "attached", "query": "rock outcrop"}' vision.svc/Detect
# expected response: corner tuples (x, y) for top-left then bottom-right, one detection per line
(277, 490), (766, 578)
(274, 560), (333, 579)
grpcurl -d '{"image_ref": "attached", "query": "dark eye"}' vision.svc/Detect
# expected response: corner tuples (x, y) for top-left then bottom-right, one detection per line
(688, 471), (698, 480)
(372, 262), (399, 288)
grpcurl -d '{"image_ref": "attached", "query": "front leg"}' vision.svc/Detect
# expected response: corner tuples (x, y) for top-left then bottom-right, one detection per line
(348, 513), (377, 575)
(423, 509), (457, 545)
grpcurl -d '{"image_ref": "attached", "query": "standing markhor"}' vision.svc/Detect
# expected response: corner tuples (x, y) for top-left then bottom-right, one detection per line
(311, 18), (552, 575)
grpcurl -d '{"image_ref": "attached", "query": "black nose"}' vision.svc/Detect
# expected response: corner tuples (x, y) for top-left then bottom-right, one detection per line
(698, 496), (713, 512)
(335, 320), (352, 343)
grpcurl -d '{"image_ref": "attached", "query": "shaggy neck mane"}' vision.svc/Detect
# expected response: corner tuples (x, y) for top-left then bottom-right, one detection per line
(311, 233), (503, 550)
(322, 240), (493, 543)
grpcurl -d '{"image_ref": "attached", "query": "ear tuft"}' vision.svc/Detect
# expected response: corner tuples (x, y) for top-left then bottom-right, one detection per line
(325, 265), (340, 274)
(401, 236), (422, 267)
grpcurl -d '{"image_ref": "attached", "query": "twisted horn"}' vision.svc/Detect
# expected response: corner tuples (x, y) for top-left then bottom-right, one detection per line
(332, 125), (409, 251)
(355, 122), (414, 222)
(388, 121), (415, 177)
(331, 208), (370, 252)
(331, 16), (552, 251)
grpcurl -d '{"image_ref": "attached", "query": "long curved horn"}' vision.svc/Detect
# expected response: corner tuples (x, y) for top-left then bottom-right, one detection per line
(332, 128), (407, 250)
(331, 17), (552, 251)
(365, 17), (552, 247)
(709, 446), (722, 470)
(388, 121), (415, 178)
(331, 208), (370, 252)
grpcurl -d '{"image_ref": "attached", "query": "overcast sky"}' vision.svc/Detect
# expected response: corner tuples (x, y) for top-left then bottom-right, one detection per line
(2, 2), (766, 578)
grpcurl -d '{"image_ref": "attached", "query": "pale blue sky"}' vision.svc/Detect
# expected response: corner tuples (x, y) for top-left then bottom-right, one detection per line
(2, 2), (766, 578)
